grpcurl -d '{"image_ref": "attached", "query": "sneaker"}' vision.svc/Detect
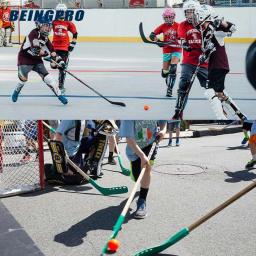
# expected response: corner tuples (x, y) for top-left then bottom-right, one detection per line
(20, 154), (32, 164)
(134, 198), (147, 219)
(241, 137), (249, 146)
(58, 95), (68, 105)
(245, 159), (256, 169)
(108, 156), (117, 165)
(12, 90), (20, 102)
(166, 88), (173, 97)
(176, 140), (180, 146)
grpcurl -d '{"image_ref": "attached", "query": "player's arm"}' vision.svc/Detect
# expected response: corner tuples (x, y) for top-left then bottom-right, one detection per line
(26, 30), (46, 56)
(178, 23), (192, 52)
(157, 121), (167, 141)
(212, 19), (236, 34)
(68, 22), (78, 52)
(149, 25), (162, 42)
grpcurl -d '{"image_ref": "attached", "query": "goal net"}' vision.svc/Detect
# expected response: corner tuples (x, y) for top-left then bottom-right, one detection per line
(0, 120), (44, 197)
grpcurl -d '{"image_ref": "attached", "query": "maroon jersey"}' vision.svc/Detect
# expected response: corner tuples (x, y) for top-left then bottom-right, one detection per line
(203, 25), (230, 71)
(18, 29), (54, 66)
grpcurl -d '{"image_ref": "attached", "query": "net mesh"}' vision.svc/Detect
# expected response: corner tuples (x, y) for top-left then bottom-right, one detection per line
(0, 120), (43, 197)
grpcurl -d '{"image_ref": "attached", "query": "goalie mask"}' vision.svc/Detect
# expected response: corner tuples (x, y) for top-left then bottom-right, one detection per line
(183, 0), (200, 23)
(162, 8), (176, 25)
(35, 17), (52, 37)
(56, 3), (67, 20)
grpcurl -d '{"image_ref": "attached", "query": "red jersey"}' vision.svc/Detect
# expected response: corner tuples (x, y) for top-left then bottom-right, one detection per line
(178, 21), (208, 68)
(52, 20), (77, 51)
(154, 22), (181, 54)
(0, 7), (12, 28)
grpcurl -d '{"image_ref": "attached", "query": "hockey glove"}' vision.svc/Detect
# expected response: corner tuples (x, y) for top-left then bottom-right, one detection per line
(28, 47), (40, 56)
(149, 32), (156, 41)
(199, 54), (207, 64)
(68, 41), (76, 52)
(212, 19), (222, 29)
(182, 41), (192, 52)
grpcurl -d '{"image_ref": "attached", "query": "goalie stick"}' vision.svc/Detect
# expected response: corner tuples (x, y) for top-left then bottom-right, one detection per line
(134, 181), (256, 256)
(101, 141), (157, 255)
(44, 122), (128, 196)
(44, 57), (126, 107)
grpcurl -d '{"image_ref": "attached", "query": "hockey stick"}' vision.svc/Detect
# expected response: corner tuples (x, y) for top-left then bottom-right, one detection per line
(139, 22), (185, 48)
(113, 136), (130, 176)
(44, 57), (126, 107)
(208, 120), (240, 132)
(101, 141), (157, 255)
(43, 121), (128, 196)
(134, 181), (256, 256)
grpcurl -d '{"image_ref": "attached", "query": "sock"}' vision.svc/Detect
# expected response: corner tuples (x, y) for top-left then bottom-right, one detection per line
(169, 139), (172, 144)
(109, 152), (113, 158)
(139, 187), (149, 200)
(176, 138), (179, 143)
(244, 131), (249, 139)
(253, 154), (256, 161)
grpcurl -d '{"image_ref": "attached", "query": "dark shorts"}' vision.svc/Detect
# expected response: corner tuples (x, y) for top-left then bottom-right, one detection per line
(207, 69), (229, 92)
(167, 120), (181, 131)
(56, 50), (69, 63)
(18, 63), (48, 80)
(131, 143), (158, 181)
(179, 64), (208, 91)
(242, 120), (253, 131)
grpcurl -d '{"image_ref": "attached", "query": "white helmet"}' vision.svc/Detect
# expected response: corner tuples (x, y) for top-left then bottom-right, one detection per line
(56, 3), (67, 11)
(183, 0), (200, 23)
(193, 4), (217, 27)
(56, 3), (67, 19)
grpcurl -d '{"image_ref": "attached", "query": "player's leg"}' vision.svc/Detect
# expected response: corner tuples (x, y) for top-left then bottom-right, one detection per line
(245, 121), (256, 169)
(205, 69), (228, 120)
(166, 53), (181, 97)
(173, 64), (195, 119)
(56, 50), (69, 95)
(12, 65), (32, 102)
(167, 122), (173, 146)
(132, 144), (158, 219)
(35, 63), (68, 105)
(3, 27), (12, 47)
(108, 135), (117, 165)
(175, 121), (181, 146)
(241, 120), (252, 146)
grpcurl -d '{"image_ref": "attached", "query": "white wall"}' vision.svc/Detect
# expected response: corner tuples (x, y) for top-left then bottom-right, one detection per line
(16, 8), (256, 39)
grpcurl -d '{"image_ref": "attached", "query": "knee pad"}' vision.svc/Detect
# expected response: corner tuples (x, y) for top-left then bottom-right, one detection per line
(161, 69), (169, 78)
(18, 70), (28, 82)
(50, 62), (58, 69)
(169, 64), (177, 76)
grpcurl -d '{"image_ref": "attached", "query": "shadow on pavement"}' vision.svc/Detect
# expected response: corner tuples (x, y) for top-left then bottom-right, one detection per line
(226, 146), (249, 150)
(54, 192), (139, 247)
(224, 170), (256, 183)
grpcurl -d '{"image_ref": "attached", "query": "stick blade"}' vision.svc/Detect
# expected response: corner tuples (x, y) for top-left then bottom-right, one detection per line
(110, 101), (126, 107)
(100, 186), (128, 196)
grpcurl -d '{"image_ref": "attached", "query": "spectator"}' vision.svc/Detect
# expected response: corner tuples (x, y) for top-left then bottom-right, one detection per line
(23, 0), (40, 9)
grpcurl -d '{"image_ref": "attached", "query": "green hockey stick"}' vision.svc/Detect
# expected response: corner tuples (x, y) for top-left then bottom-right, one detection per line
(43, 121), (128, 196)
(101, 141), (157, 255)
(113, 136), (130, 176)
(134, 181), (256, 255)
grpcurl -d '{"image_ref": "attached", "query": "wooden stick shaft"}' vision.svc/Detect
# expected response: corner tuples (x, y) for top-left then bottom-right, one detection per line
(189, 181), (256, 232)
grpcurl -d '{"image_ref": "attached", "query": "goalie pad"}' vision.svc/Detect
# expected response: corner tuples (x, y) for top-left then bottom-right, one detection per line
(88, 133), (108, 177)
(48, 140), (68, 174)
(205, 89), (227, 120)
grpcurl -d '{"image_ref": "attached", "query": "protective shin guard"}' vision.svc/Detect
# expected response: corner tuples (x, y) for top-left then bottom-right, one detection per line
(205, 89), (227, 120)
(4, 28), (12, 47)
(44, 74), (60, 96)
(59, 69), (67, 89)
(169, 64), (177, 89)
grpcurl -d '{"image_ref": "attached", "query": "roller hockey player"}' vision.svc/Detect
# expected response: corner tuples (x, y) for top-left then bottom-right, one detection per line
(0, 0), (15, 47)
(149, 8), (181, 97)
(11, 17), (68, 105)
(52, 3), (78, 95)
(193, 4), (245, 120)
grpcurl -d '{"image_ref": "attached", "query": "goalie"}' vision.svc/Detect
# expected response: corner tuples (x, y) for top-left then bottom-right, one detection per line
(0, 0), (15, 47)
(45, 120), (116, 185)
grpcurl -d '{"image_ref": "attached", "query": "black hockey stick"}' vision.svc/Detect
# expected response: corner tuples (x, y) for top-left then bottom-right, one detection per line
(139, 22), (185, 48)
(44, 57), (126, 107)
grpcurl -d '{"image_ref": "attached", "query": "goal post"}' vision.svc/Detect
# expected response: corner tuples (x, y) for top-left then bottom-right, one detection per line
(0, 120), (45, 197)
